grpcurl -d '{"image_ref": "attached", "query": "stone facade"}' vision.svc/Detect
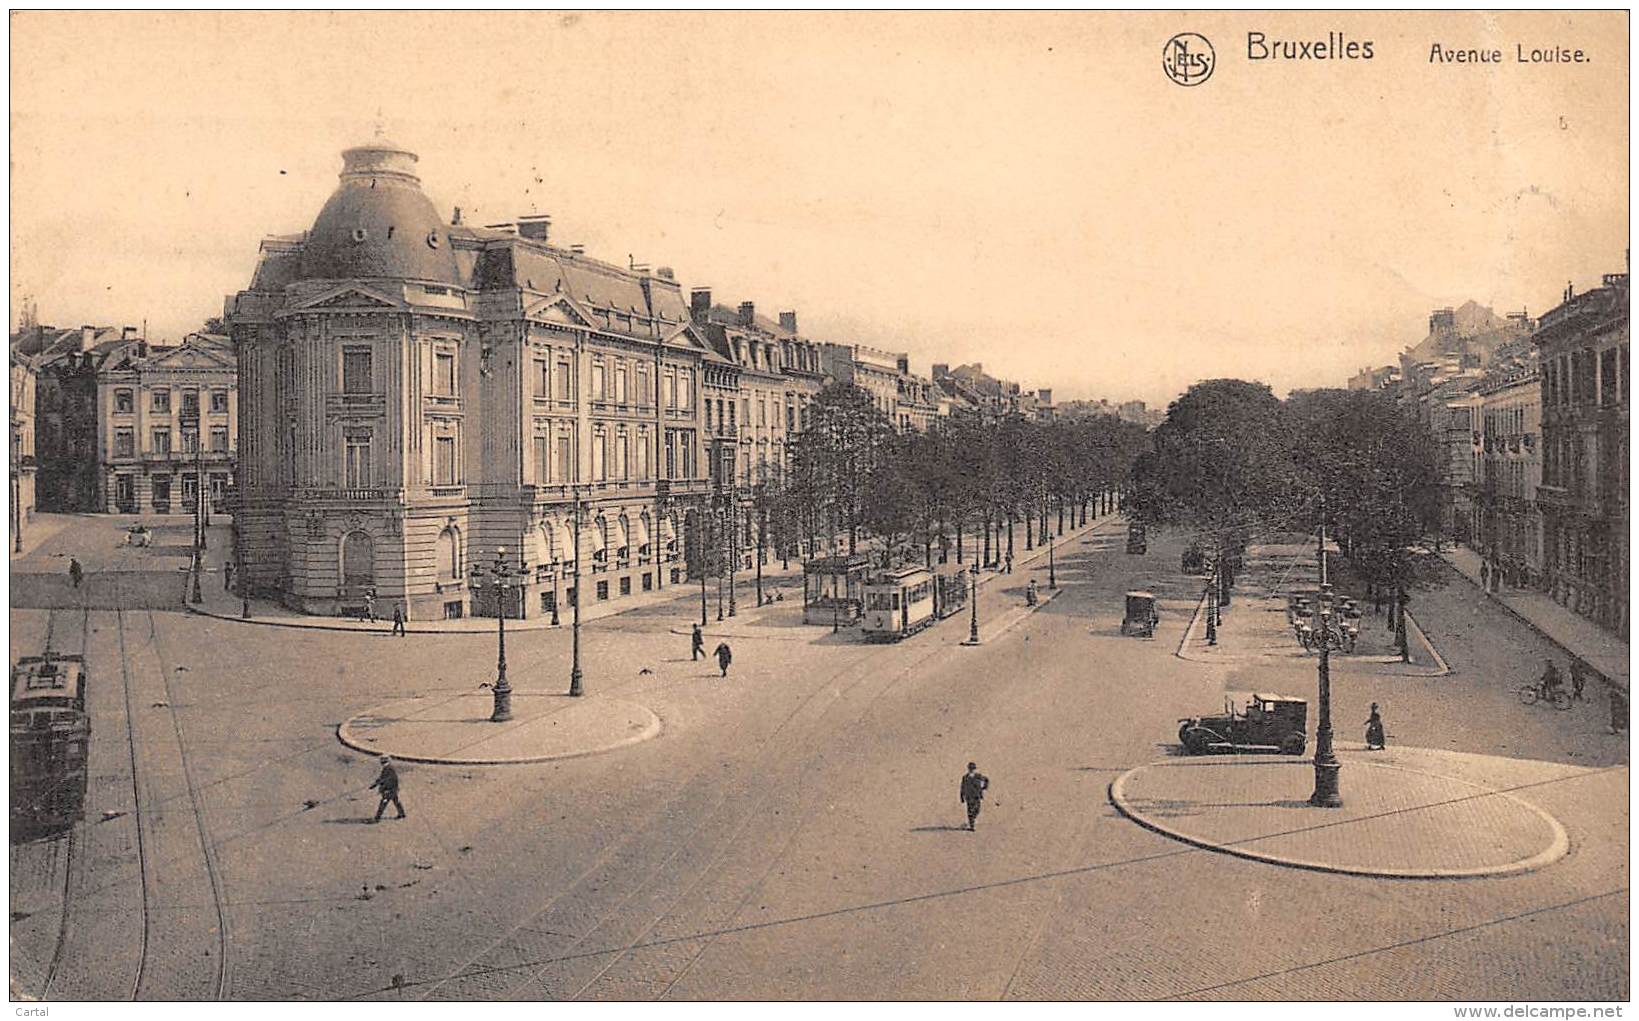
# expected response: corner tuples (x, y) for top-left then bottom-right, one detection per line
(229, 137), (714, 620)
(1535, 271), (1630, 637)
(97, 334), (238, 515)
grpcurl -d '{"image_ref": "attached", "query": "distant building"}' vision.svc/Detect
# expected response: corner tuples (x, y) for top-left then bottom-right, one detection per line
(1534, 270), (1629, 638)
(96, 333), (238, 514)
(1348, 364), (1400, 391)
(1475, 364), (1543, 589)
(821, 343), (907, 424)
(14, 325), (138, 512)
(691, 294), (824, 487)
(1400, 302), (1534, 396)
(931, 363), (1021, 419)
(10, 351), (37, 530)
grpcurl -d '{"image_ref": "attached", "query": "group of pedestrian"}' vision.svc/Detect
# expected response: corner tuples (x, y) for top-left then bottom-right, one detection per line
(691, 623), (732, 676)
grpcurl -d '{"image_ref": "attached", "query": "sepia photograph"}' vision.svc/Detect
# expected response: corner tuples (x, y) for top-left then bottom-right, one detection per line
(6, 9), (1630, 1008)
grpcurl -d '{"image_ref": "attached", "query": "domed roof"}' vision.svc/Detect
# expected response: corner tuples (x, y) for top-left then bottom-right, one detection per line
(297, 139), (462, 286)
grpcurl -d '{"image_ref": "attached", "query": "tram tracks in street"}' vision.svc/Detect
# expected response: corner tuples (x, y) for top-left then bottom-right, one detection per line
(408, 627), (958, 1001)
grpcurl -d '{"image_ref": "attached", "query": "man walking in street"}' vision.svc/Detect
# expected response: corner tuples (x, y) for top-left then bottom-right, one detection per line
(691, 623), (704, 661)
(364, 587), (378, 623)
(1570, 659), (1588, 701)
(714, 640), (733, 678)
(370, 756), (406, 822)
(1005, 553), (1013, 575)
(68, 557), (83, 590)
(959, 762), (989, 831)
(391, 603), (406, 637)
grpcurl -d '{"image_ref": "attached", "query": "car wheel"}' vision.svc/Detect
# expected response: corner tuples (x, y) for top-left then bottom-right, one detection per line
(1518, 685), (1540, 706)
(1280, 733), (1306, 756)
(1182, 728), (1210, 755)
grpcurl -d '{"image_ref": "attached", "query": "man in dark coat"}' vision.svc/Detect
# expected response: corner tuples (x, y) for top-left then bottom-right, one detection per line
(714, 641), (733, 678)
(370, 756), (406, 822)
(1570, 659), (1588, 701)
(691, 623), (704, 661)
(391, 603), (406, 638)
(68, 558), (83, 589)
(959, 762), (990, 831)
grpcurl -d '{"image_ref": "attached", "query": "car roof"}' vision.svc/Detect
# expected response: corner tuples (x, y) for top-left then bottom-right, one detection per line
(1252, 692), (1305, 704)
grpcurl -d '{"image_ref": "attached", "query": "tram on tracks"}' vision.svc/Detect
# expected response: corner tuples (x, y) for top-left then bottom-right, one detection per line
(11, 654), (90, 835)
(863, 564), (971, 642)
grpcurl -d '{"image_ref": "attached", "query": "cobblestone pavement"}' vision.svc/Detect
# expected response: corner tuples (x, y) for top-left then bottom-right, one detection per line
(8, 515), (1627, 1000)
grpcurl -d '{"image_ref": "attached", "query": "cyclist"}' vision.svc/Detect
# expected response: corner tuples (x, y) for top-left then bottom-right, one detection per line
(1538, 658), (1565, 702)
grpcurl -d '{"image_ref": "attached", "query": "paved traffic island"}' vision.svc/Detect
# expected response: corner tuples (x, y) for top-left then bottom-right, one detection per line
(337, 691), (661, 765)
(1110, 752), (1569, 879)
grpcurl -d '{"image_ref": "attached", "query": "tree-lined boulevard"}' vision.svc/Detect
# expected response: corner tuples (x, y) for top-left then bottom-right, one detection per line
(7, 379), (1627, 999)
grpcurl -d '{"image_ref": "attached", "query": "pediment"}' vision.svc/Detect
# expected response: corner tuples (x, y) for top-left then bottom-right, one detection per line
(293, 285), (404, 312)
(147, 345), (235, 371)
(662, 321), (713, 352)
(523, 294), (594, 328)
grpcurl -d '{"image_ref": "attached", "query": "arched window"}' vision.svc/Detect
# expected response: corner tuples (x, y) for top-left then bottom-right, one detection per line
(436, 527), (460, 582)
(341, 530), (375, 588)
(538, 522), (556, 565)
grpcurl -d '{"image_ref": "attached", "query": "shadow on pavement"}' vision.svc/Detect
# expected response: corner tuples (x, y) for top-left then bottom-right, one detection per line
(909, 824), (970, 833)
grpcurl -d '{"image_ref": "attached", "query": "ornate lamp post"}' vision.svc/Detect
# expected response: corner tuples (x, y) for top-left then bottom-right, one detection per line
(470, 546), (529, 722)
(1309, 519), (1343, 808)
(569, 497), (585, 697)
(549, 555), (562, 627)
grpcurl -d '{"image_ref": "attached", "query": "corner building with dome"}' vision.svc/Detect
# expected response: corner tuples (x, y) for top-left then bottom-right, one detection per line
(229, 136), (717, 619)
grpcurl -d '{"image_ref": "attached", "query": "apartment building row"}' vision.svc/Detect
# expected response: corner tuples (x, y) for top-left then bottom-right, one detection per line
(1397, 270), (1629, 639)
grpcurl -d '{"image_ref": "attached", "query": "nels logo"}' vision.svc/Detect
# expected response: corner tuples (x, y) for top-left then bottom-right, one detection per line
(1162, 32), (1215, 87)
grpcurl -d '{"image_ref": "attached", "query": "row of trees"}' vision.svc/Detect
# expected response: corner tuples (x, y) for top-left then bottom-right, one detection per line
(737, 382), (1151, 572)
(1127, 379), (1444, 654)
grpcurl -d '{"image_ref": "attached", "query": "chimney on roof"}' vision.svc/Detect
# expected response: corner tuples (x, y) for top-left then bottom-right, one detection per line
(484, 222), (519, 236)
(738, 301), (755, 327)
(896, 355), (909, 374)
(517, 214), (550, 242)
(1038, 388), (1053, 404)
(690, 288), (712, 322)
(80, 325), (96, 351)
(656, 266), (675, 281)
(779, 311), (797, 334)
(932, 363), (949, 379)
(122, 326), (138, 340)
(452, 206), (463, 225)
(569, 244), (585, 256)
(137, 340), (148, 359)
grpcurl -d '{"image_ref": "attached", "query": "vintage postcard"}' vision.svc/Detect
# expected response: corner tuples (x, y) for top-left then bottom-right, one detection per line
(7, 10), (1629, 1010)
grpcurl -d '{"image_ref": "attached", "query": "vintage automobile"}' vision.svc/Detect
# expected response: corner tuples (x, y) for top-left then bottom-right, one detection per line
(1126, 522), (1148, 555)
(125, 523), (153, 548)
(1120, 590), (1159, 637)
(1178, 692), (1308, 755)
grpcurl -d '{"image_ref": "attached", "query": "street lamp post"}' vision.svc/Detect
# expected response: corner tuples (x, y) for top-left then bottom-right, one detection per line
(569, 498), (585, 697)
(727, 490), (738, 618)
(550, 555), (562, 626)
(1309, 518), (1343, 808)
(965, 564), (980, 644)
(469, 547), (529, 722)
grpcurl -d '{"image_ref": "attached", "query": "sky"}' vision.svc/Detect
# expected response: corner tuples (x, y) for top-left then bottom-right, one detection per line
(9, 11), (1629, 407)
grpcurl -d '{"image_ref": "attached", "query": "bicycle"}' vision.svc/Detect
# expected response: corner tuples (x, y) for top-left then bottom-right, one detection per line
(1518, 683), (1574, 711)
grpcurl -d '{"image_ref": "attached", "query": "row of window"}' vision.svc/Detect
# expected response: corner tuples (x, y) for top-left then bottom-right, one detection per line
(113, 426), (231, 457)
(1542, 343), (1628, 410)
(113, 388), (230, 415)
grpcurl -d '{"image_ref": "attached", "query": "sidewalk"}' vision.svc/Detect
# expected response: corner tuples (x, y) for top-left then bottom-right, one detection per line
(1443, 546), (1629, 693)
